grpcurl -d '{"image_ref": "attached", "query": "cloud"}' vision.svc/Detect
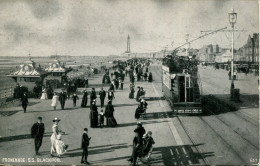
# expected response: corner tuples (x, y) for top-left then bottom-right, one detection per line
(25, 0), (61, 20)
(0, 0), (258, 57)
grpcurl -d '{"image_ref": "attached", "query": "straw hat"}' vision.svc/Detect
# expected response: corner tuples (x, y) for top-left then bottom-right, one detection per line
(53, 117), (61, 122)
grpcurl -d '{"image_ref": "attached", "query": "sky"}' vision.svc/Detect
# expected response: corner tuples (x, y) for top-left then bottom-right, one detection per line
(0, 0), (258, 57)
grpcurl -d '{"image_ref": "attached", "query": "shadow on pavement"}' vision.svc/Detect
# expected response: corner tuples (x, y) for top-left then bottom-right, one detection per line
(0, 132), (54, 143)
(65, 143), (130, 158)
(147, 145), (214, 165)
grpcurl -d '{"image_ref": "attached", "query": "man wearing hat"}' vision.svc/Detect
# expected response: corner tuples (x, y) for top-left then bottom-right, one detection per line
(59, 89), (67, 110)
(81, 128), (91, 164)
(99, 87), (106, 108)
(81, 88), (88, 108)
(31, 117), (45, 155)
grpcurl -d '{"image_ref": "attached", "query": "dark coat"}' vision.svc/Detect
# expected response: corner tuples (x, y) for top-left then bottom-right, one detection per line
(21, 95), (28, 103)
(59, 92), (67, 103)
(90, 91), (97, 101)
(81, 133), (91, 149)
(90, 104), (98, 127)
(99, 90), (106, 99)
(31, 122), (45, 138)
(72, 94), (79, 102)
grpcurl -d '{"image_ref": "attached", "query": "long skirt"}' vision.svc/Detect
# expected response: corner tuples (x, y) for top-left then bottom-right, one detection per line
(129, 92), (134, 99)
(40, 92), (48, 100)
(106, 117), (117, 127)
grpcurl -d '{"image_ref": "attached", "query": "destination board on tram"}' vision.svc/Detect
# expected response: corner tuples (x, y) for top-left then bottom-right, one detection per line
(174, 108), (202, 114)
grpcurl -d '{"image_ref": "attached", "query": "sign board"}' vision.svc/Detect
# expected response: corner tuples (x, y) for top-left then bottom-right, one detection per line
(173, 108), (202, 114)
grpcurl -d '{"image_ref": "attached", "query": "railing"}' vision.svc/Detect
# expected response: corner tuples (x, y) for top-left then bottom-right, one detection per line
(0, 87), (13, 100)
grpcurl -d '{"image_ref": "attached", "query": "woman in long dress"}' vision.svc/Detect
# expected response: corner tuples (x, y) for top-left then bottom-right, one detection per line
(50, 117), (67, 157)
(51, 92), (59, 110)
(40, 86), (48, 100)
(89, 100), (99, 128)
(104, 101), (117, 127)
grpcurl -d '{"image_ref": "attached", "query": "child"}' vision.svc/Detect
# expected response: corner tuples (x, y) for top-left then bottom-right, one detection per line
(55, 134), (68, 157)
(51, 92), (59, 110)
(72, 92), (79, 107)
(98, 109), (104, 128)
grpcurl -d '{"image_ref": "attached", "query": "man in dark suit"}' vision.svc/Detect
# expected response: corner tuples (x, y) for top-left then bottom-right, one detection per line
(81, 128), (91, 164)
(99, 88), (106, 108)
(59, 89), (67, 110)
(31, 117), (45, 155)
(21, 92), (28, 113)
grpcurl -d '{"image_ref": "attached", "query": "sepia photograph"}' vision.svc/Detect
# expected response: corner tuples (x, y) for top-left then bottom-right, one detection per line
(0, 0), (259, 165)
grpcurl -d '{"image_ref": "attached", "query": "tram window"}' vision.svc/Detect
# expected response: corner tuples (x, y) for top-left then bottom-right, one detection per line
(186, 77), (190, 87)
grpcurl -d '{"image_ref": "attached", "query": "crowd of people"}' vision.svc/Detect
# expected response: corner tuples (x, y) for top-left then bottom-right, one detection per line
(27, 58), (156, 165)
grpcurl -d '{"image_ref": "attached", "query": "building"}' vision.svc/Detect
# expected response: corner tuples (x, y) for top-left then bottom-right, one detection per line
(7, 58), (46, 91)
(198, 44), (220, 62)
(44, 58), (67, 88)
(239, 33), (259, 63)
(215, 50), (232, 63)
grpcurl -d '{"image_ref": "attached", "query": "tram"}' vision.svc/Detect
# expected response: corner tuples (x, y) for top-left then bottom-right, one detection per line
(162, 53), (202, 114)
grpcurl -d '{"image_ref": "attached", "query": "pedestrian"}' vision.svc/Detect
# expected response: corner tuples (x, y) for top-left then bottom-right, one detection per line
(228, 71), (231, 80)
(90, 88), (97, 105)
(135, 104), (142, 122)
(109, 83), (115, 91)
(120, 80), (124, 90)
(51, 92), (59, 110)
(99, 88), (106, 108)
(234, 71), (237, 80)
(59, 89), (67, 110)
(81, 88), (88, 108)
(31, 117), (45, 155)
(135, 122), (146, 138)
(142, 131), (155, 160)
(128, 129), (143, 166)
(108, 91), (115, 103)
(98, 109), (105, 128)
(89, 100), (98, 128)
(81, 128), (91, 164)
(40, 86), (48, 100)
(115, 78), (119, 90)
(104, 100), (117, 127)
(129, 86), (135, 99)
(136, 87), (141, 102)
(148, 72), (153, 82)
(21, 92), (28, 113)
(72, 92), (79, 107)
(144, 72), (148, 81)
(50, 117), (67, 157)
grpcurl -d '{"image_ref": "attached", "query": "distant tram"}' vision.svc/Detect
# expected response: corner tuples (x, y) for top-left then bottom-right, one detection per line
(162, 54), (202, 114)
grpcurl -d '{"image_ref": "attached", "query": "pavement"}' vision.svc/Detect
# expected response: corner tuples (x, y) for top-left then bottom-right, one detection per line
(0, 61), (259, 165)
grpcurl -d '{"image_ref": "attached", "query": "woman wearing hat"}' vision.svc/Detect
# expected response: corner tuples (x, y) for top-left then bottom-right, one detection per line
(89, 100), (98, 128)
(50, 117), (67, 157)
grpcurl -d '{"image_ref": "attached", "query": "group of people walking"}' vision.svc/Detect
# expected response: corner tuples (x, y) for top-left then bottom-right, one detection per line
(31, 117), (91, 164)
(27, 58), (155, 165)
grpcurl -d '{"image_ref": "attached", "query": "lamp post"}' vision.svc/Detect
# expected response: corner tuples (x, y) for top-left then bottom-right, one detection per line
(185, 33), (190, 57)
(228, 8), (237, 100)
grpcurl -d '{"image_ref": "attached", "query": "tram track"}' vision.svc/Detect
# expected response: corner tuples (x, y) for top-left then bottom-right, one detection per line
(151, 63), (258, 165)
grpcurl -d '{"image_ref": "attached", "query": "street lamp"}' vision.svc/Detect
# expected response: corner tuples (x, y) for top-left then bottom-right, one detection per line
(228, 8), (237, 100)
(185, 33), (190, 57)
